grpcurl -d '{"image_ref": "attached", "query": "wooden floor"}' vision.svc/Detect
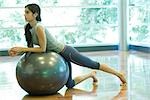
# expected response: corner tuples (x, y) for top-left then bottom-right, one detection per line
(0, 50), (150, 100)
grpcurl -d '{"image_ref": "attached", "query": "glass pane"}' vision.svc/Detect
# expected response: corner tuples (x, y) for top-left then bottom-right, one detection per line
(0, 0), (119, 50)
(129, 5), (150, 46)
(0, 25), (118, 50)
(52, 0), (119, 6)
(129, 7), (148, 24)
(0, 0), (118, 7)
(129, 25), (150, 45)
(42, 8), (80, 26)
(0, 7), (118, 28)
(129, 0), (150, 6)
(0, 8), (25, 28)
(0, 28), (26, 50)
(42, 7), (118, 26)
(47, 26), (118, 46)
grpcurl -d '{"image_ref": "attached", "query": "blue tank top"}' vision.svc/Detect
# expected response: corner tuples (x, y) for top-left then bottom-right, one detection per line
(29, 22), (65, 53)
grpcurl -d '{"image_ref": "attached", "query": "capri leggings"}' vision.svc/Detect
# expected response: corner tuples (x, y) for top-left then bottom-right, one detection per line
(59, 45), (100, 88)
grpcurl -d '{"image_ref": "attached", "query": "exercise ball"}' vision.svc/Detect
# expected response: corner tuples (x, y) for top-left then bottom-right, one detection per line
(16, 52), (69, 95)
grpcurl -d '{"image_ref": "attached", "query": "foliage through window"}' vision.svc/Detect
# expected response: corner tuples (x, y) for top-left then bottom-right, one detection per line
(0, 0), (119, 50)
(129, 0), (150, 46)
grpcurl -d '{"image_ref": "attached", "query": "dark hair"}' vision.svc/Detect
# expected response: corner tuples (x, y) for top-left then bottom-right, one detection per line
(24, 3), (41, 47)
(25, 23), (33, 47)
(25, 3), (41, 21)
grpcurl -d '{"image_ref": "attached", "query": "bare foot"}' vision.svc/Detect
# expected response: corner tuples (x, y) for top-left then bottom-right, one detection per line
(120, 83), (127, 90)
(90, 71), (98, 85)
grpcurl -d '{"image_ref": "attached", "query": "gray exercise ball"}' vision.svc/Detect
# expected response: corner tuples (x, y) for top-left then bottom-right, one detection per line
(16, 52), (69, 95)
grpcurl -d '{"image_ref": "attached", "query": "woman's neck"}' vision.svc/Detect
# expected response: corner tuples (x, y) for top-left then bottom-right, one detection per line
(29, 20), (38, 27)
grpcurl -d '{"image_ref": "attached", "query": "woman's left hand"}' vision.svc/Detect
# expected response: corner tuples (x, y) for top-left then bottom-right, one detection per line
(10, 47), (24, 53)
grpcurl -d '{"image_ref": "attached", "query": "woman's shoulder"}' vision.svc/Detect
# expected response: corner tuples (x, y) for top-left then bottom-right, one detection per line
(35, 22), (45, 30)
(37, 22), (44, 27)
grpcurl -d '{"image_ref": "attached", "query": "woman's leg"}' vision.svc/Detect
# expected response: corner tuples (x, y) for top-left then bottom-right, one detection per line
(99, 64), (127, 84)
(60, 46), (127, 85)
(73, 71), (98, 86)
(65, 60), (98, 88)
(65, 61), (75, 88)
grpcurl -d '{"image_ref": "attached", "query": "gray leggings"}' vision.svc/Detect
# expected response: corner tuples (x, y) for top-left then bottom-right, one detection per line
(59, 45), (100, 88)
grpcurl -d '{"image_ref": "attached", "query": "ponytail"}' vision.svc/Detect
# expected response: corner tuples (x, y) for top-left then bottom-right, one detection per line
(24, 23), (33, 47)
(36, 14), (41, 21)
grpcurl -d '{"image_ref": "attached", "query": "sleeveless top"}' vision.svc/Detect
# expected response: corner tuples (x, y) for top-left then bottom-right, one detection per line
(29, 22), (65, 53)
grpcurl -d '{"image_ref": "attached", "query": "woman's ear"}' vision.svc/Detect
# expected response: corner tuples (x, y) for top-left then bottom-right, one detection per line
(34, 13), (38, 17)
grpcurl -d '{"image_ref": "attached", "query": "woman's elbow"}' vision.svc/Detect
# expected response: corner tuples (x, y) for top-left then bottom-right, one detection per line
(40, 47), (46, 52)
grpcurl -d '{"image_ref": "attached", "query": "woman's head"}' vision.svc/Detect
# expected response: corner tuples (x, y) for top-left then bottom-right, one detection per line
(24, 3), (41, 22)
(24, 3), (41, 47)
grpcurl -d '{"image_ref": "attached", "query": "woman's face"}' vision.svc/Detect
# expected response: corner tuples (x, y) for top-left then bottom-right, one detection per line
(24, 7), (35, 22)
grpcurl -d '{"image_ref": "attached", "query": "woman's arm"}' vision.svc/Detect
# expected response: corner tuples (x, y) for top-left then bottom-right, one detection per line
(10, 25), (47, 54)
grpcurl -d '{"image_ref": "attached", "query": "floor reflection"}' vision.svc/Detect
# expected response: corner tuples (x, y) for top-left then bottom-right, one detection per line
(23, 93), (63, 100)
(22, 84), (128, 100)
(0, 50), (149, 100)
(128, 52), (150, 100)
(112, 89), (127, 100)
(22, 84), (98, 100)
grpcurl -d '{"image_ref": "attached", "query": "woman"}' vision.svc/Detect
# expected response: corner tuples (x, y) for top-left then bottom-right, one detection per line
(9, 3), (127, 88)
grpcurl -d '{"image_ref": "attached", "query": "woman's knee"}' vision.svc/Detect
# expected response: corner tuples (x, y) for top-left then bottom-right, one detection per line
(65, 80), (75, 88)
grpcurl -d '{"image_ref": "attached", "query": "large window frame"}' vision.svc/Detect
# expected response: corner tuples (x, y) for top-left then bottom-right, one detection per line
(0, 0), (149, 56)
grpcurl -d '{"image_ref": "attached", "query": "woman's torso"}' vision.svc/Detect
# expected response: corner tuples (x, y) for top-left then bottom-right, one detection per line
(29, 22), (65, 53)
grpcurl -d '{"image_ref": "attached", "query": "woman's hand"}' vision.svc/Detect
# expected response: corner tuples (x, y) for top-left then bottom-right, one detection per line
(8, 49), (18, 57)
(8, 47), (23, 57)
(10, 47), (24, 53)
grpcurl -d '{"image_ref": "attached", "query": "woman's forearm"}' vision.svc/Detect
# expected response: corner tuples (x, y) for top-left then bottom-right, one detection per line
(22, 47), (46, 53)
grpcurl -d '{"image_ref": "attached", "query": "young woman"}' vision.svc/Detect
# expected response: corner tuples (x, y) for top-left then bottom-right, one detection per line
(9, 3), (127, 88)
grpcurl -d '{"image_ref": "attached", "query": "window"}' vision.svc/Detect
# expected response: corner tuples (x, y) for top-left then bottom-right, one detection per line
(0, 0), (119, 50)
(128, 0), (150, 47)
